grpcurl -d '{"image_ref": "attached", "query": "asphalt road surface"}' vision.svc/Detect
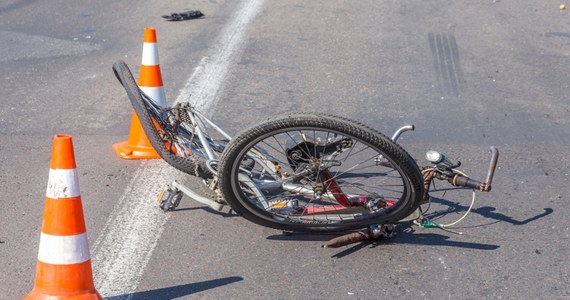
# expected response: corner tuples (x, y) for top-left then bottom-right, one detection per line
(1, 0), (569, 299)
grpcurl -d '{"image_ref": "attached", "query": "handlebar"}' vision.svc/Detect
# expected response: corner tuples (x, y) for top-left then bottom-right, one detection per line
(449, 146), (499, 192)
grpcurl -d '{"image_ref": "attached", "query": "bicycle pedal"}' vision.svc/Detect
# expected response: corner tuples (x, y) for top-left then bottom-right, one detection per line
(156, 189), (166, 204)
(377, 224), (395, 239)
(157, 187), (183, 211)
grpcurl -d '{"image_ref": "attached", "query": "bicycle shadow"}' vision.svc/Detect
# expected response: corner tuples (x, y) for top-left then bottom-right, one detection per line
(266, 222), (501, 259)
(171, 206), (241, 218)
(103, 276), (243, 300)
(427, 195), (553, 226)
(330, 229), (500, 258)
(266, 231), (348, 243)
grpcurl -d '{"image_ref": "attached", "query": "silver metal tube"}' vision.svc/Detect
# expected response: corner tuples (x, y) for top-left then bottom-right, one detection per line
(171, 181), (224, 211)
(193, 109), (233, 140)
(281, 183), (350, 200)
(187, 112), (217, 159)
(390, 125), (415, 142)
(482, 146), (499, 192)
(238, 173), (269, 209)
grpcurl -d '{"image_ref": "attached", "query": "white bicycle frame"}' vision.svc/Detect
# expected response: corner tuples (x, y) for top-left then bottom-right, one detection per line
(152, 96), (417, 212)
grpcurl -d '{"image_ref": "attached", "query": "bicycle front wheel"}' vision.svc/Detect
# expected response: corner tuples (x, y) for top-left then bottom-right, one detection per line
(218, 113), (423, 232)
(113, 60), (205, 177)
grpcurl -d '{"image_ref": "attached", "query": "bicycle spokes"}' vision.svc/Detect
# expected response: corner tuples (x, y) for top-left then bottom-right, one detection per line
(232, 126), (411, 223)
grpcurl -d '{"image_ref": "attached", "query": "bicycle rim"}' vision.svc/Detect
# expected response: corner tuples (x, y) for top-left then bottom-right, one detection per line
(219, 114), (422, 232)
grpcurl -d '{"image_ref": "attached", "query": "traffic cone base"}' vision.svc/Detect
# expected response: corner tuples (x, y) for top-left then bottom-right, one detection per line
(25, 261), (100, 300)
(112, 113), (160, 159)
(26, 290), (101, 300)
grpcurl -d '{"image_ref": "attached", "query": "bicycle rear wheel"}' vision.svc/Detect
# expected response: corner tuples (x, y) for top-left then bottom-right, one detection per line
(218, 113), (424, 232)
(112, 60), (204, 177)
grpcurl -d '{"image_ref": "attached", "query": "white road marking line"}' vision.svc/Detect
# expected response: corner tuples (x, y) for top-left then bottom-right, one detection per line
(92, 160), (177, 298)
(91, 0), (265, 298)
(175, 0), (265, 112)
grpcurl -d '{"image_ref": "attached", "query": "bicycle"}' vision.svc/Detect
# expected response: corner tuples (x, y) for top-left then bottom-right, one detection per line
(112, 60), (499, 247)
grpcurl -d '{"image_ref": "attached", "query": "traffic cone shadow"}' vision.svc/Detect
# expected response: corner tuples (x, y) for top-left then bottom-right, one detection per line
(25, 134), (102, 300)
(112, 27), (167, 159)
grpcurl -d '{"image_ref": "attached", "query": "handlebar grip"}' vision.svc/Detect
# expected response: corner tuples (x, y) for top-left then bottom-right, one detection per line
(482, 146), (499, 192)
(451, 147), (499, 192)
(452, 175), (483, 190)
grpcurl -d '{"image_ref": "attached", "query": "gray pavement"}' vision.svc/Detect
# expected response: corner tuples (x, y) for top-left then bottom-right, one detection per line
(1, 0), (569, 299)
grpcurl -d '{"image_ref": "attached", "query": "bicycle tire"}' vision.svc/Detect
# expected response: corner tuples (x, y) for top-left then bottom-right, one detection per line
(218, 113), (424, 232)
(311, 113), (421, 175)
(112, 60), (202, 176)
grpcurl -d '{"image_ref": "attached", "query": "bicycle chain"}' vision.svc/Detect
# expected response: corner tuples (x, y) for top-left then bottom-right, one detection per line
(171, 102), (192, 124)
(190, 152), (226, 205)
(169, 102), (227, 205)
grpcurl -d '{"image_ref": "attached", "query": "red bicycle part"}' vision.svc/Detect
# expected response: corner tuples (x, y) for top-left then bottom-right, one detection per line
(323, 170), (351, 206)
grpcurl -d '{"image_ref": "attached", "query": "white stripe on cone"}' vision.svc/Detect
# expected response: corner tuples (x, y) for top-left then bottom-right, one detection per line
(46, 169), (80, 199)
(141, 43), (159, 66)
(140, 86), (166, 107)
(38, 232), (91, 265)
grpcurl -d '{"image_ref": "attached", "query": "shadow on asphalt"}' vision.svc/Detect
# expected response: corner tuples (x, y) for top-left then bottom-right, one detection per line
(330, 231), (501, 259)
(170, 206), (241, 218)
(427, 195), (554, 226)
(266, 223), (502, 259)
(104, 276), (244, 300)
(471, 206), (553, 226)
(266, 231), (348, 245)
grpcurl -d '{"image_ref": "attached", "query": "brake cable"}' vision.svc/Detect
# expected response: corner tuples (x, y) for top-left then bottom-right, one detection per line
(416, 168), (477, 235)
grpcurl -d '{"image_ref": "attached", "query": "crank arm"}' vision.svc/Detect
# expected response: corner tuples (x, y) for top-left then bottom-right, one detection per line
(170, 180), (224, 211)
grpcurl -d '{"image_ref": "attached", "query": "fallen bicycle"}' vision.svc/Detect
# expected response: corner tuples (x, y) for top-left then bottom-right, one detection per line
(113, 60), (499, 248)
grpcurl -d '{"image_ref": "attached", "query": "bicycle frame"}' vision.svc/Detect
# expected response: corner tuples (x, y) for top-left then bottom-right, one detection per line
(148, 88), (420, 215)
(142, 92), (231, 160)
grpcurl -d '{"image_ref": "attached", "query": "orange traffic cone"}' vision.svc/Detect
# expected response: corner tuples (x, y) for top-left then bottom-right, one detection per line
(112, 27), (167, 159)
(25, 134), (102, 300)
